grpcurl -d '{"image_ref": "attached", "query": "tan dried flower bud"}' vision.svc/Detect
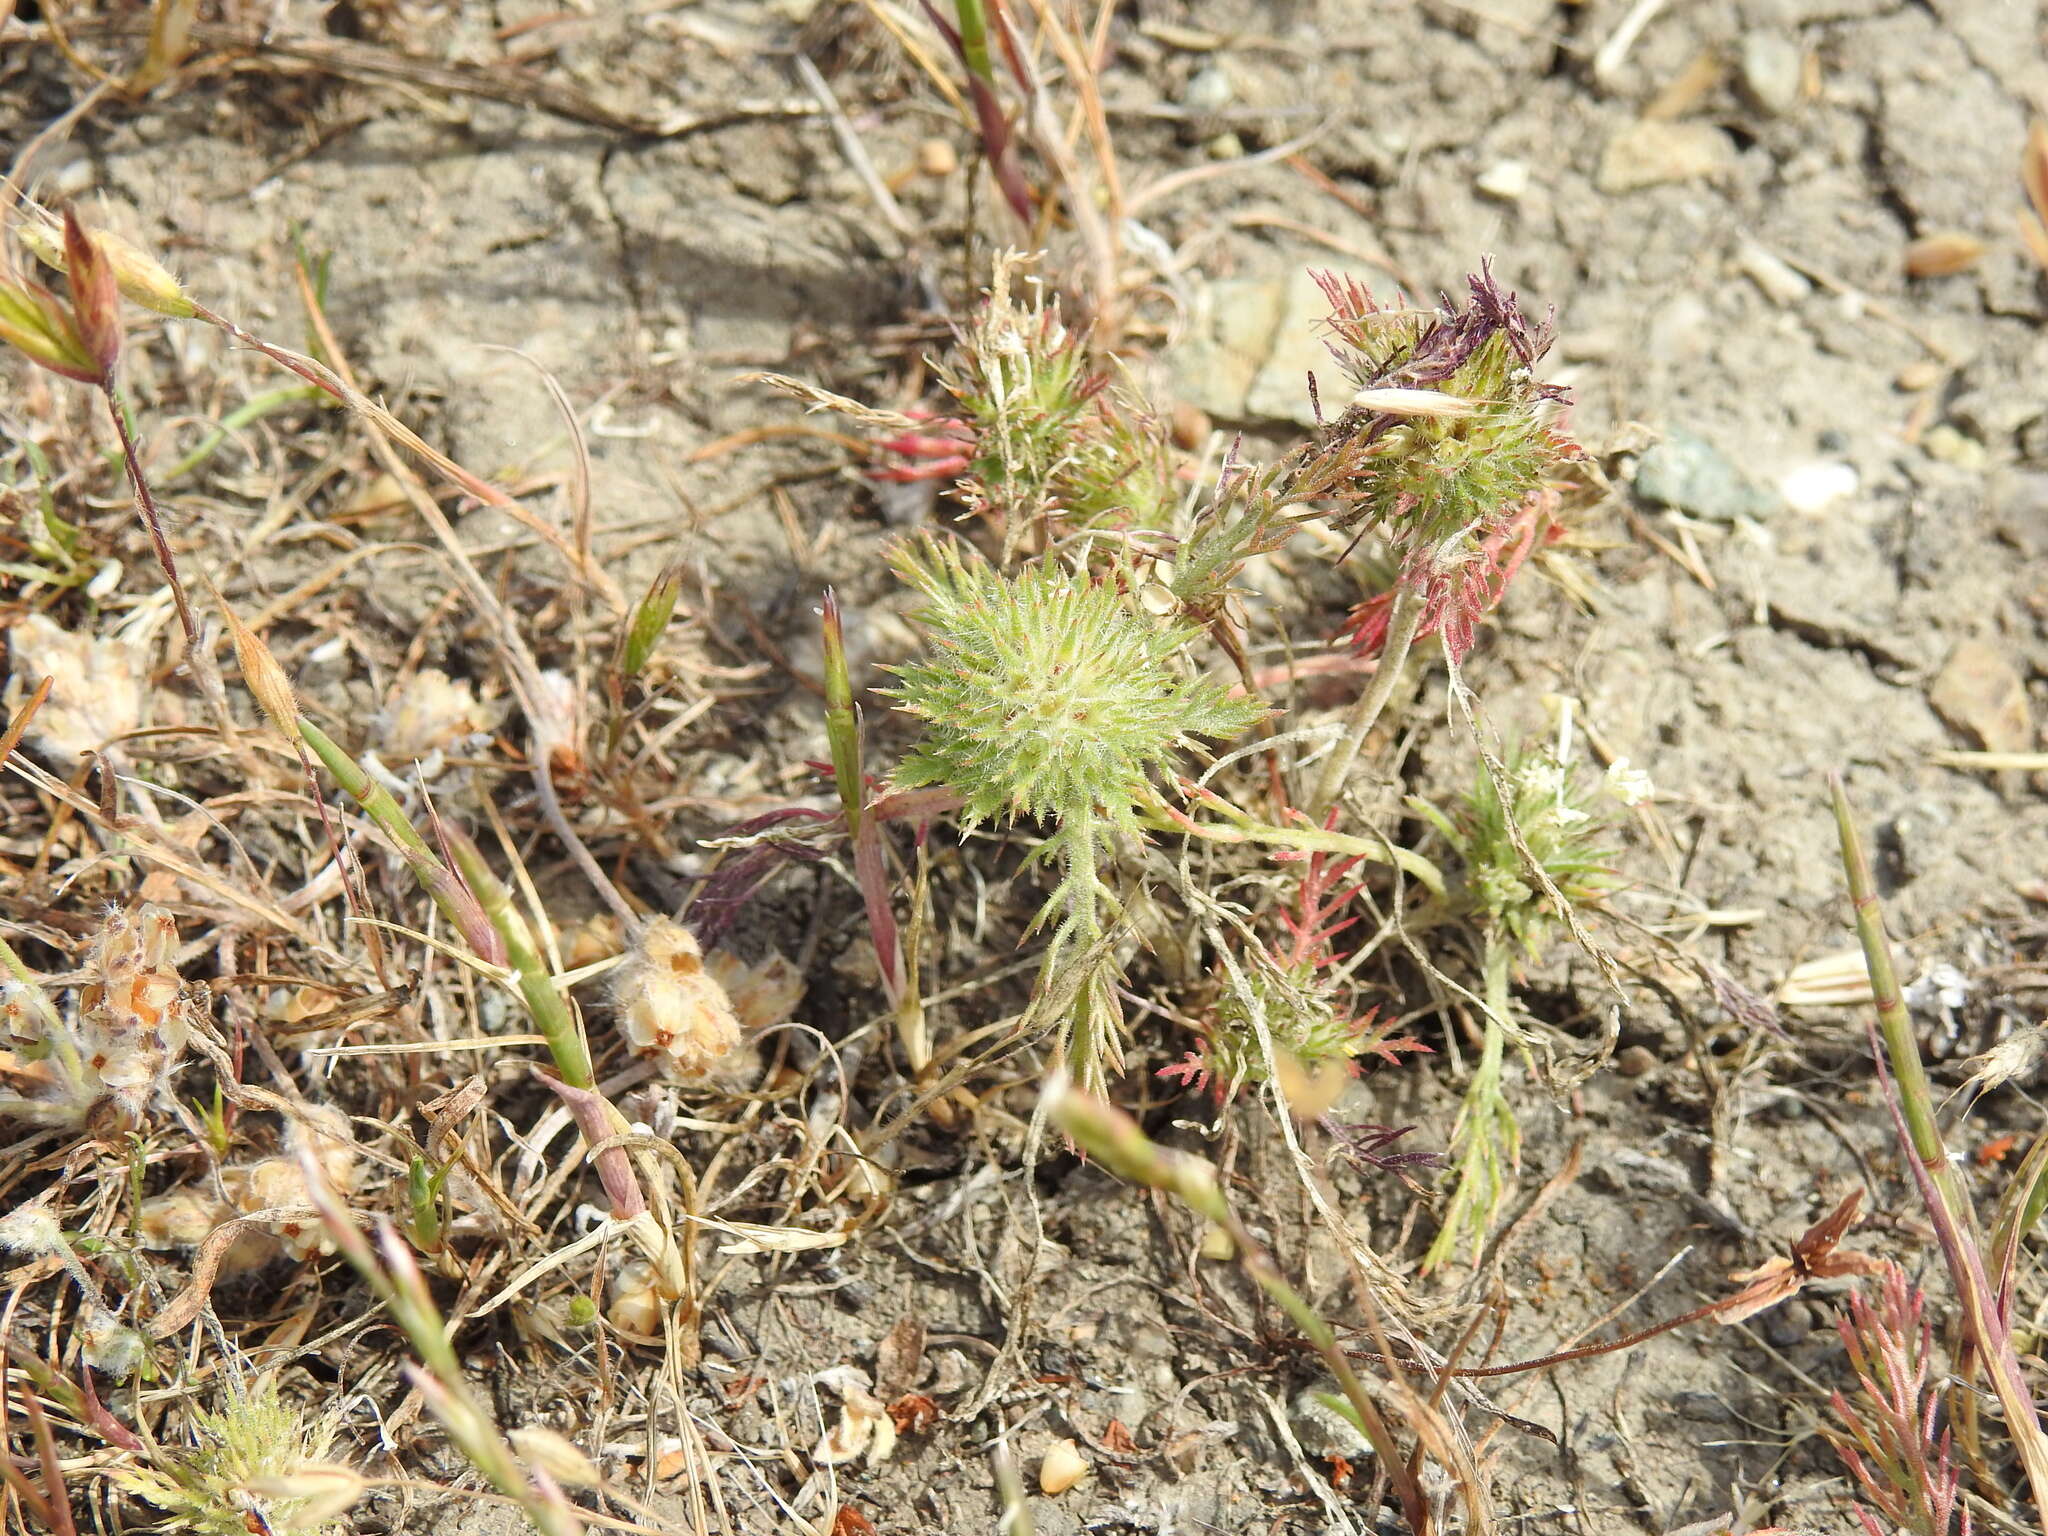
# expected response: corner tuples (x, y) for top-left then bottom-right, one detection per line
(564, 913), (624, 971)
(141, 1192), (271, 1276)
(510, 1426), (603, 1488)
(219, 600), (300, 739)
(18, 205), (197, 318)
(608, 919), (742, 1080)
(705, 949), (805, 1033)
(226, 1106), (358, 1261)
(606, 1258), (663, 1335)
(76, 905), (189, 1129)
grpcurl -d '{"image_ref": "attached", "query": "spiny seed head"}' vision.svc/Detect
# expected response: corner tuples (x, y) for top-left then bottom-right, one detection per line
(883, 535), (1263, 829)
(1310, 261), (1574, 555)
(932, 254), (1173, 542)
(111, 1379), (348, 1536)
(1415, 746), (1621, 955)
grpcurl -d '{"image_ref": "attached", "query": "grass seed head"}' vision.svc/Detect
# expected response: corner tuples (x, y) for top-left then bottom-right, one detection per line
(0, 270), (104, 383)
(18, 203), (198, 318)
(62, 209), (124, 380)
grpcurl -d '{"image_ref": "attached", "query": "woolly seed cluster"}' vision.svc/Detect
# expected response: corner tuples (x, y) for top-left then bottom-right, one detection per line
(884, 536), (1262, 831)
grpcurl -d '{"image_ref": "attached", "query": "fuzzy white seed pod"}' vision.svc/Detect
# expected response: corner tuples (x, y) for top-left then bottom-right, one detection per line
(374, 667), (499, 765)
(608, 920), (743, 1081)
(4, 611), (155, 767)
(80, 1307), (149, 1378)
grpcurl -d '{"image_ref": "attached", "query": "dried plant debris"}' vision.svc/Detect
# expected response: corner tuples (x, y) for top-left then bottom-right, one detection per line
(2, 905), (191, 1131)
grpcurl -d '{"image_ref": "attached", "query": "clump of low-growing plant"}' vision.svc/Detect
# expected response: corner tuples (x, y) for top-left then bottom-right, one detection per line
(110, 1378), (361, 1536)
(884, 531), (1264, 1089)
(858, 252), (1590, 1112)
(1409, 736), (1640, 1268)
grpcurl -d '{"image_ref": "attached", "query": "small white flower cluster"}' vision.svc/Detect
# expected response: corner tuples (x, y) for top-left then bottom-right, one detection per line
(1603, 757), (1656, 808)
(1516, 751), (1656, 830)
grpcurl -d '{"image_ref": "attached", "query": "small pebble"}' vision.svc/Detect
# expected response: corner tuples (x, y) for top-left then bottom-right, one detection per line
(1895, 360), (1944, 391)
(1615, 1045), (1657, 1078)
(1764, 1298), (1822, 1347)
(1632, 430), (1776, 521)
(1475, 160), (1531, 201)
(1596, 120), (1729, 194)
(1181, 63), (1235, 114)
(917, 138), (958, 178)
(1734, 241), (1811, 305)
(1737, 33), (1803, 116)
(1039, 1439), (1088, 1495)
(1777, 460), (1858, 514)
(1921, 423), (1987, 469)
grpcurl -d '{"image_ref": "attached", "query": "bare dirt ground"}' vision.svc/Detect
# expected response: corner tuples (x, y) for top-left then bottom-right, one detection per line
(4, 1), (2047, 1533)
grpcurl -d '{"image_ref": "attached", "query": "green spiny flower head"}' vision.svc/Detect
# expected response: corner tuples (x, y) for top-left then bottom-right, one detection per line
(884, 535), (1263, 830)
(1414, 744), (1622, 956)
(940, 255), (1174, 543)
(112, 1378), (357, 1534)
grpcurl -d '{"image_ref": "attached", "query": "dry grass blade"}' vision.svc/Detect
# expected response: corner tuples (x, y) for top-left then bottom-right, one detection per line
(128, 0), (198, 92)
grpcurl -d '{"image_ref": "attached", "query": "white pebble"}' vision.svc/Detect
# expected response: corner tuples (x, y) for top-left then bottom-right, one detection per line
(1475, 160), (1531, 201)
(1734, 241), (1811, 305)
(1777, 461), (1859, 514)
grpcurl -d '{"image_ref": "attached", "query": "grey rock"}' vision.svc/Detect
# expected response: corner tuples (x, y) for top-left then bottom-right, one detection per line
(1595, 120), (1731, 194)
(1291, 1384), (1373, 1459)
(1632, 430), (1779, 521)
(1181, 64), (1236, 114)
(1737, 33), (1803, 116)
